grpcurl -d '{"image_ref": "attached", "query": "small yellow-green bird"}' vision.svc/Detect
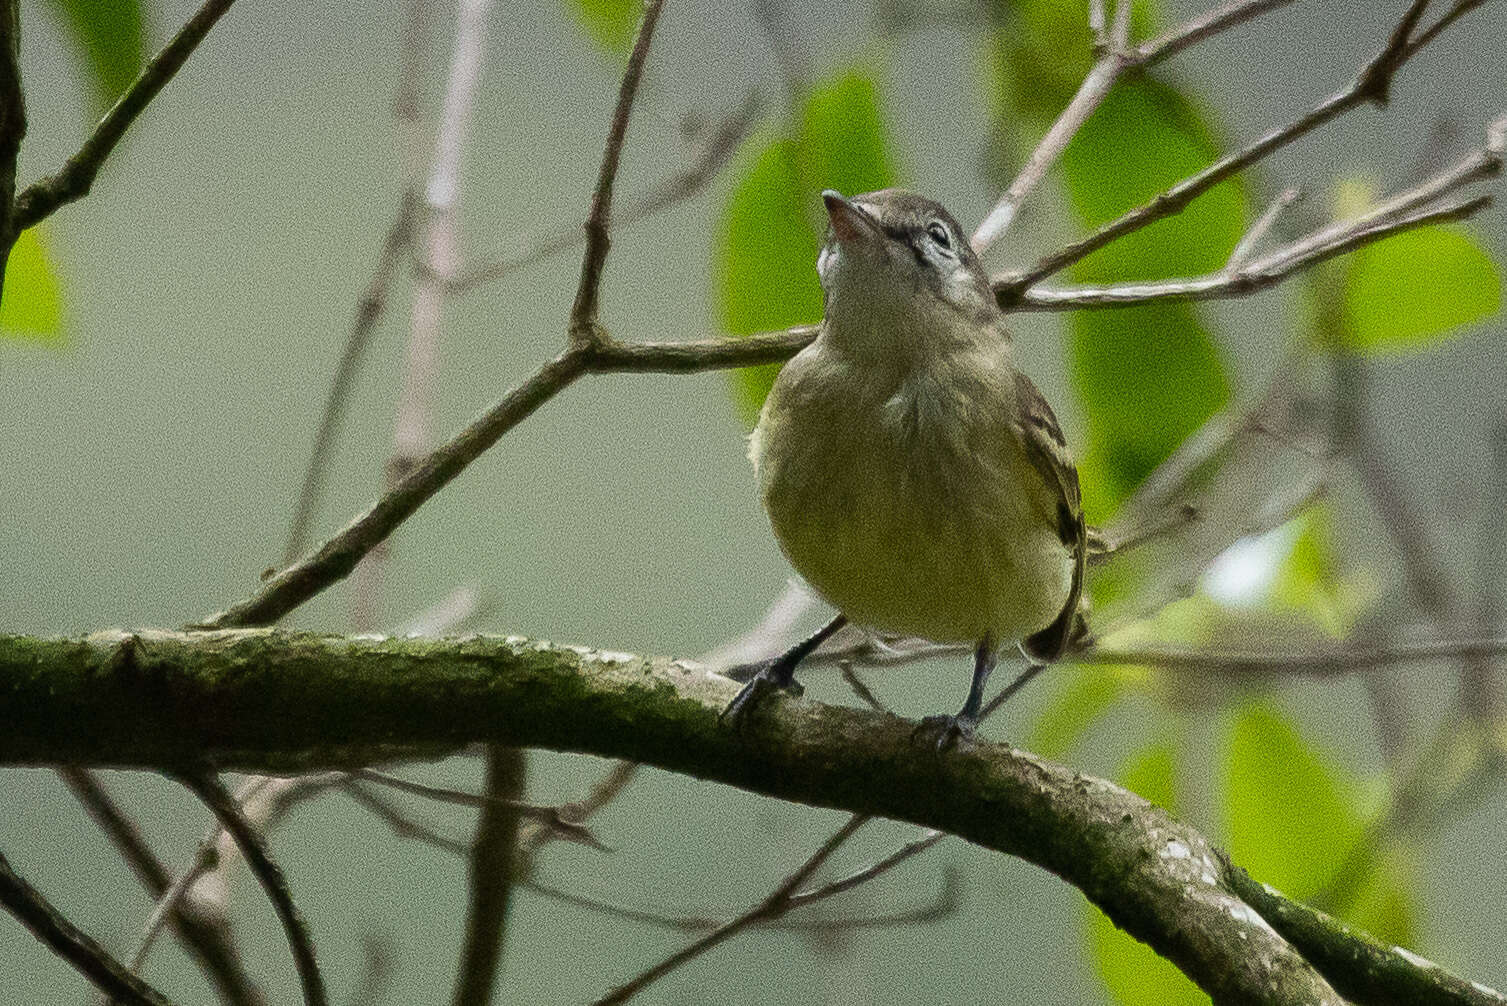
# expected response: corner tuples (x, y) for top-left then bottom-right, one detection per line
(724, 189), (1087, 746)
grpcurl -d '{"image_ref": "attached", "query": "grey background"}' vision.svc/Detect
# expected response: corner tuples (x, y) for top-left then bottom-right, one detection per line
(3, 0), (1506, 1002)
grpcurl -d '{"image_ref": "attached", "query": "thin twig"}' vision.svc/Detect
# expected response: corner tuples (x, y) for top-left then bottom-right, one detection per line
(1080, 637), (1507, 676)
(993, 0), (1489, 302)
(129, 776), (273, 972)
(351, 0), (497, 630)
(178, 772), (327, 1006)
(1129, 0), (1299, 69)
(568, 0), (667, 347)
(1226, 185), (1301, 270)
(0, 848), (178, 1006)
(284, 0), (431, 567)
(12, 0), (237, 230)
(352, 767), (608, 850)
(838, 662), (889, 713)
(784, 829), (945, 908)
(971, 0), (1296, 251)
(517, 760), (638, 863)
(344, 782), (471, 856)
(196, 346), (590, 628)
(593, 815), (869, 1005)
(449, 96), (760, 294)
(57, 769), (263, 1006)
(1009, 188), (1493, 311)
(283, 192), (419, 565)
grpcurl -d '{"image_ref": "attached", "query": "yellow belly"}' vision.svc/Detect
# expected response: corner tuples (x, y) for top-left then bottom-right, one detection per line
(752, 347), (1072, 645)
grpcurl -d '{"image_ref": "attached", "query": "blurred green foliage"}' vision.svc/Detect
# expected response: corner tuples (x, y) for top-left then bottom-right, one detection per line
(568, 0), (641, 56)
(1, 228), (63, 342)
(716, 66), (895, 419)
(1087, 742), (1207, 1006)
(1341, 224), (1501, 353)
(43, 0), (144, 111)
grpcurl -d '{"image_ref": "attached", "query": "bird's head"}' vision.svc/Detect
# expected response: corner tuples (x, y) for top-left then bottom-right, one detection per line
(816, 189), (1001, 358)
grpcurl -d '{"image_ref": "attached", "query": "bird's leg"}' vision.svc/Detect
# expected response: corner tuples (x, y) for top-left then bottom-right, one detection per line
(914, 634), (997, 750)
(721, 614), (848, 724)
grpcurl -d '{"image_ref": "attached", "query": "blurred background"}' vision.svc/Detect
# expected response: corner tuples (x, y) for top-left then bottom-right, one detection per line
(3, 0), (1506, 1002)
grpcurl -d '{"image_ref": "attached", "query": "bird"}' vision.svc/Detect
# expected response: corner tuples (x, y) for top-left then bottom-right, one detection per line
(723, 188), (1087, 747)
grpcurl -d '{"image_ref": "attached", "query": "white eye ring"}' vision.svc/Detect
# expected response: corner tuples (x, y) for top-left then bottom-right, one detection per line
(926, 221), (952, 250)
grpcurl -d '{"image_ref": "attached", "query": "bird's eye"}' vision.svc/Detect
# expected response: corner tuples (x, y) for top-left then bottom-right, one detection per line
(926, 221), (952, 250)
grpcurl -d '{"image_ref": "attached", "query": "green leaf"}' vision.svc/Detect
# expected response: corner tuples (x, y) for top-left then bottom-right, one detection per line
(1342, 225), (1501, 353)
(568, 0), (641, 55)
(794, 68), (895, 200)
(715, 67), (895, 418)
(1071, 303), (1230, 519)
(1222, 701), (1367, 898)
(1087, 741), (1204, 1006)
(1222, 701), (1417, 945)
(715, 134), (824, 418)
(45, 0), (145, 109)
(2, 228), (65, 342)
(1056, 79), (1241, 518)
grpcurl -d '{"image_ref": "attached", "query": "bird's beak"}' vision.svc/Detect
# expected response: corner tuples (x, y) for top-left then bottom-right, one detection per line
(822, 190), (880, 245)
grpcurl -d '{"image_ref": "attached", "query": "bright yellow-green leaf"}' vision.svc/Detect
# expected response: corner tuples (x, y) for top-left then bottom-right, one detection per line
(1342, 225), (1501, 353)
(45, 0), (144, 109)
(717, 67), (896, 418)
(1087, 741), (1204, 1006)
(569, 0), (641, 55)
(1222, 701), (1367, 898)
(2, 229), (64, 342)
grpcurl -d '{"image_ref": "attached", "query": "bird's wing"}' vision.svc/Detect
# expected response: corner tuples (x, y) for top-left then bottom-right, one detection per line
(1013, 370), (1089, 661)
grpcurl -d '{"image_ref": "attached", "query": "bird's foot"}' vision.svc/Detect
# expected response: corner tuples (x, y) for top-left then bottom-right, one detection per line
(720, 660), (804, 726)
(911, 712), (978, 752)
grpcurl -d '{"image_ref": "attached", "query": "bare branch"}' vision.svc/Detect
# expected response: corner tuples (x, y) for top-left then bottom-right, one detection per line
(450, 746), (526, 1006)
(450, 96), (760, 294)
(12, 629), (1489, 1003)
(1130, 0), (1300, 69)
(0, 848), (178, 1006)
(57, 769), (264, 1006)
(352, 767), (608, 850)
(283, 192), (419, 566)
(178, 772), (327, 1006)
(11, 0), (237, 230)
(971, 0), (1296, 251)
(594, 815), (870, 1005)
(993, 1), (1490, 303)
(1226, 185), (1301, 270)
(1081, 636), (1507, 676)
(568, 0), (668, 348)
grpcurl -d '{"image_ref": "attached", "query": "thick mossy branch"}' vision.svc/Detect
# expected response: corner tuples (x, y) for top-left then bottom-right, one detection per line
(3, 630), (1502, 1006)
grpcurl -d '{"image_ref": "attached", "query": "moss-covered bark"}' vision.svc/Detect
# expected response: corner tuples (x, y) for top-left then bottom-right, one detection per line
(4, 629), (1502, 1006)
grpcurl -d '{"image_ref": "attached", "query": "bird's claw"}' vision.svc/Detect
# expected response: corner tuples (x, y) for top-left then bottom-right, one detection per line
(720, 662), (804, 726)
(911, 713), (977, 752)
